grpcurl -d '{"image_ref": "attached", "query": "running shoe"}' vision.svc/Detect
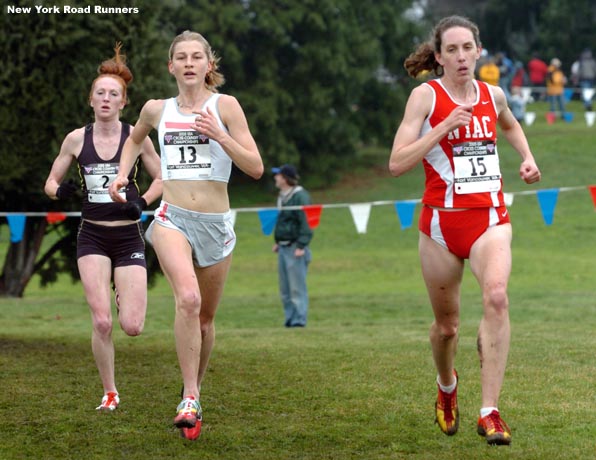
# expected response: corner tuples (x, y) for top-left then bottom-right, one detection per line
(477, 410), (512, 445)
(96, 392), (119, 411)
(180, 411), (203, 441)
(173, 396), (201, 428)
(435, 370), (459, 436)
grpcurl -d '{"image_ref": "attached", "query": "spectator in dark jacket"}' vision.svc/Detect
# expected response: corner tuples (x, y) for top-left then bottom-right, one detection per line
(272, 164), (313, 327)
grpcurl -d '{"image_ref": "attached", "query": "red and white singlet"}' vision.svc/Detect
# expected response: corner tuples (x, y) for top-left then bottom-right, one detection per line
(420, 79), (504, 209)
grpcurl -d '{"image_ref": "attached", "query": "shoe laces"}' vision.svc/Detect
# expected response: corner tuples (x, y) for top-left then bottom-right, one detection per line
(483, 410), (507, 433)
(177, 396), (200, 414)
(438, 388), (457, 423)
(97, 391), (119, 410)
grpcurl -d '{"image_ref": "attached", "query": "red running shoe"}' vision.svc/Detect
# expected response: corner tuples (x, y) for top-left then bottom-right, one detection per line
(477, 410), (512, 445)
(180, 415), (202, 441)
(435, 370), (459, 436)
(173, 396), (201, 428)
(96, 392), (119, 411)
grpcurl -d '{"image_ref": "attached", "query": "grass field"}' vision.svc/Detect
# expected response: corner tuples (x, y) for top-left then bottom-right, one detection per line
(2, 101), (596, 459)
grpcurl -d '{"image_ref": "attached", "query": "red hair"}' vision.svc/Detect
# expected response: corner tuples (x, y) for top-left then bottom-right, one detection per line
(89, 42), (133, 103)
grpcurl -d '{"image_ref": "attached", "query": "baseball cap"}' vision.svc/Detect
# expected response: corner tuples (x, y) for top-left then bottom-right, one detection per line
(271, 164), (299, 180)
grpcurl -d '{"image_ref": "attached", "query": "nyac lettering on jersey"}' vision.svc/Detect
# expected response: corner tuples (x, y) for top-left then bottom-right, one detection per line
(447, 115), (494, 140)
(420, 79), (504, 209)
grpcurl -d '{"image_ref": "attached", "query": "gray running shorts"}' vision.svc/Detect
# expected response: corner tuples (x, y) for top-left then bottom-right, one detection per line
(146, 201), (236, 267)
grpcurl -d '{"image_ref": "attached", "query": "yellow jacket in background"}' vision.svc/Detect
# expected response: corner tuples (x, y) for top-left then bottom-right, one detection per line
(478, 62), (500, 86)
(546, 66), (566, 96)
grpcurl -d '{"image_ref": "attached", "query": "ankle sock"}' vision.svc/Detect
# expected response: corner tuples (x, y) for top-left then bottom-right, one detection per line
(437, 375), (457, 393)
(480, 407), (498, 418)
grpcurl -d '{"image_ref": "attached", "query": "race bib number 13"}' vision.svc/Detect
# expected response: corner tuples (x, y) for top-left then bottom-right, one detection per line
(163, 130), (212, 180)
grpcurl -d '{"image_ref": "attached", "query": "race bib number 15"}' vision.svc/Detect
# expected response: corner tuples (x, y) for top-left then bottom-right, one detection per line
(452, 140), (501, 194)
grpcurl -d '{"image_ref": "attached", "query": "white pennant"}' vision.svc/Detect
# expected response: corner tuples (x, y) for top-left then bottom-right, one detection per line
(523, 112), (536, 126)
(504, 192), (514, 207)
(349, 203), (371, 234)
(585, 111), (595, 127)
(582, 88), (595, 102)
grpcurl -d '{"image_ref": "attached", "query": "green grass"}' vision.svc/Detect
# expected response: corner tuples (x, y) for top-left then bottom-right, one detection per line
(2, 100), (596, 459)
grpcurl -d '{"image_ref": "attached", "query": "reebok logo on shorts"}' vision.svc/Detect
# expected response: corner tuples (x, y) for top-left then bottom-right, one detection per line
(130, 252), (145, 260)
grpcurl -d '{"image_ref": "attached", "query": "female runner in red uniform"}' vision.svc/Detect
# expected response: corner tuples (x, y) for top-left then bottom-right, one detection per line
(389, 15), (541, 446)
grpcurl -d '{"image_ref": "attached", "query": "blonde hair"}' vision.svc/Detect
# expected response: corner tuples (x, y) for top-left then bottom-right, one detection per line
(89, 42), (133, 104)
(168, 30), (225, 91)
(404, 15), (481, 78)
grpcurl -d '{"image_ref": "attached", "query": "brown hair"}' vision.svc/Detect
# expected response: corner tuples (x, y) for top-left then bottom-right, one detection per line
(168, 30), (225, 91)
(89, 42), (133, 104)
(284, 175), (299, 186)
(404, 15), (481, 78)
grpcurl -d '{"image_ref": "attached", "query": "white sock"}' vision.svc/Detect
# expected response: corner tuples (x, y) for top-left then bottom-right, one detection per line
(437, 374), (457, 393)
(480, 407), (498, 418)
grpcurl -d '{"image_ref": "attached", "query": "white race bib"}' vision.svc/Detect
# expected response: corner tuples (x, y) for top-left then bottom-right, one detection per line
(163, 130), (212, 180)
(83, 163), (125, 203)
(452, 141), (501, 194)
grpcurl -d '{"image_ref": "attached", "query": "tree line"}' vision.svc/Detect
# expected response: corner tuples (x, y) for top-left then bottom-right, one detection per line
(1, 0), (594, 296)
(0, 0), (418, 296)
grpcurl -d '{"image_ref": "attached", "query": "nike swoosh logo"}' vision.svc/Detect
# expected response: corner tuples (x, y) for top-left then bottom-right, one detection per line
(501, 210), (508, 217)
(481, 101), (490, 105)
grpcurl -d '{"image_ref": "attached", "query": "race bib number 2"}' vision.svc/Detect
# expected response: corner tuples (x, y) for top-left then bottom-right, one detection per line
(452, 140), (501, 194)
(83, 163), (124, 203)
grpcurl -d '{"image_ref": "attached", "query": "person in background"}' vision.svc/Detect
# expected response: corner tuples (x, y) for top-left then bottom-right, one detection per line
(389, 15), (541, 446)
(44, 43), (162, 412)
(546, 58), (567, 117)
(577, 49), (596, 111)
(478, 55), (500, 87)
(272, 164), (313, 328)
(527, 52), (549, 101)
(509, 86), (527, 122)
(109, 30), (263, 441)
(510, 61), (528, 90)
(496, 52), (514, 102)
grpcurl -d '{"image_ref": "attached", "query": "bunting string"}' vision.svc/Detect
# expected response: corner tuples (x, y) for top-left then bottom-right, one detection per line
(1, 185), (595, 243)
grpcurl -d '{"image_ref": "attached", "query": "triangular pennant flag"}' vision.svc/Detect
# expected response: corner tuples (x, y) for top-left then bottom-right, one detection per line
(303, 204), (323, 229)
(46, 212), (67, 224)
(582, 87), (595, 103)
(588, 185), (596, 208)
(523, 112), (536, 126)
(349, 203), (371, 234)
(504, 192), (514, 207)
(546, 112), (556, 124)
(564, 88), (574, 103)
(585, 111), (595, 127)
(7, 215), (26, 243)
(536, 188), (559, 225)
(229, 209), (237, 227)
(394, 201), (416, 230)
(257, 209), (279, 236)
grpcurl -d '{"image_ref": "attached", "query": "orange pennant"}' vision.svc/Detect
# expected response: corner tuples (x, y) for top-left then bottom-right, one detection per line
(589, 185), (596, 208)
(46, 212), (67, 224)
(303, 205), (323, 229)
